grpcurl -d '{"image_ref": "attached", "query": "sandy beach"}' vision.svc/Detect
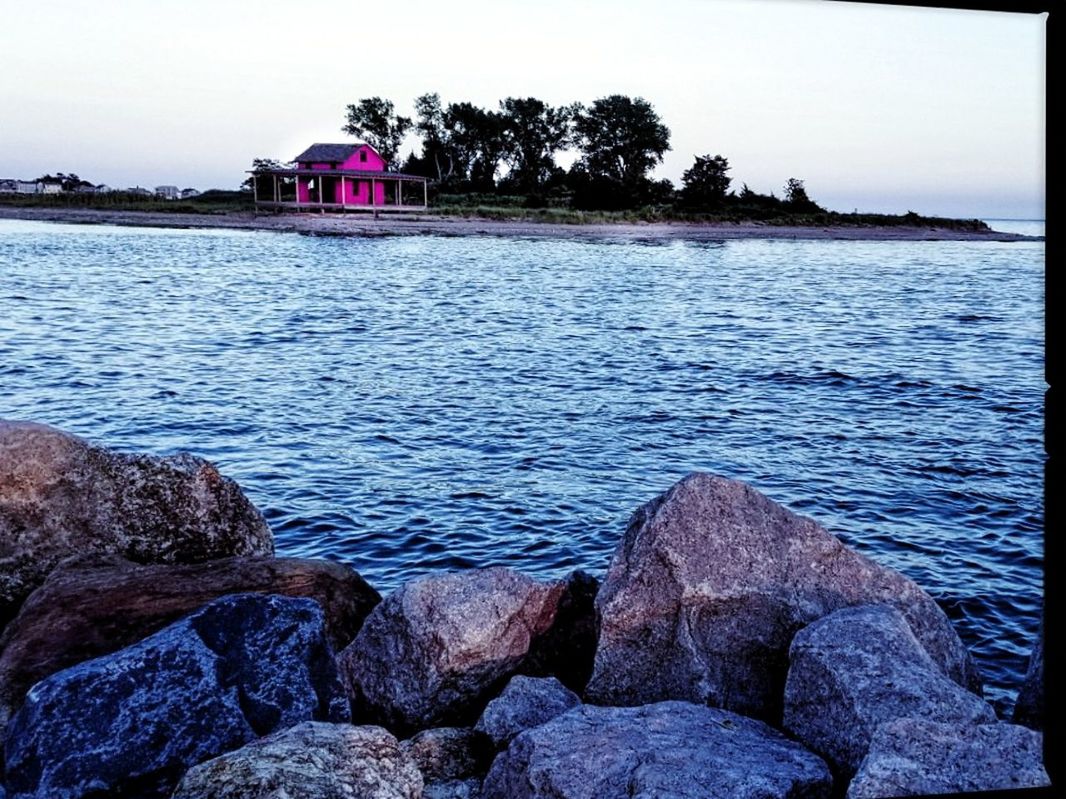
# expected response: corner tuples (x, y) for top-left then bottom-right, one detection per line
(0, 206), (1038, 242)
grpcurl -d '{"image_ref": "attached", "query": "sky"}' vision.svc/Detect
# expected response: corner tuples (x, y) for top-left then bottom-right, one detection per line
(0, 0), (1046, 218)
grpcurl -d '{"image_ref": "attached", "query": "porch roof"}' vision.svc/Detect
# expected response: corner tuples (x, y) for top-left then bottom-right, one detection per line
(251, 168), (427, 181)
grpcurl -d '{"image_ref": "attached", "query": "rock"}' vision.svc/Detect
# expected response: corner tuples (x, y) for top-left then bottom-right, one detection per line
(3, 593), (348, 799)
(481, 700), (832, 799)
(0, 554), (379, 730)
(782, 604), (996, 778)
(521, 570), (599, 694)
(337, 567), (564, 734)
(424, 779), (480, 799)
(475, 675), (581, 749)
(847, 718), (1050, 798)
(587, 473), (979, 720)
(1013, 619), (1043, 729)
(171, 721), (422, 799)
(401, 727), (492, 783)
(0, 421), (273, 626)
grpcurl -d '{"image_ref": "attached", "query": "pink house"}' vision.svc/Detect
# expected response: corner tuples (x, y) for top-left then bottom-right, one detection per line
(251, 142), (427, 212)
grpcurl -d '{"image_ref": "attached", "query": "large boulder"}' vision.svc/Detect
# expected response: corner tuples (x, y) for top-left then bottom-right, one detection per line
(846, 718), (1050, 798)
(3, 593), (348, 799)
(0, 553), (378, 730)
(475, 675), (581, 749)
(0, 421), (273, 625)
(782, 604), (995, 777)
(172, 721), (422, 799)
(337, 567), (564, 734)
(1012, 619), (1043, 729)
(586, 473), (979, 720)
(481, 700), (832, 799)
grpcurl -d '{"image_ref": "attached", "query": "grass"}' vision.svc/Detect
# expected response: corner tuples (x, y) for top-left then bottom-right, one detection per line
(0, 190), (254, 214)
(3, 191), (990, 231)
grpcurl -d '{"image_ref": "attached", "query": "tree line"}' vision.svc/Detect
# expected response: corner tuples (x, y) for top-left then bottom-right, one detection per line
(255, 93), (824, 214)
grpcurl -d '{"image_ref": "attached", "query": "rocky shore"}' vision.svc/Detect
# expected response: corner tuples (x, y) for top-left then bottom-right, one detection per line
(0, 206), (1040, 242)
(0, 420), (1049, 798)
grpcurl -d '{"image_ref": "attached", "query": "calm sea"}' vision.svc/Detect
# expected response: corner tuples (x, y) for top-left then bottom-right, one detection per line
(0, 218), (1044, 715)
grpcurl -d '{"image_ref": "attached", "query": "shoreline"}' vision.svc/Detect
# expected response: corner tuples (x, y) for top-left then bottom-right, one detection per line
(0, 205), (1040, 242)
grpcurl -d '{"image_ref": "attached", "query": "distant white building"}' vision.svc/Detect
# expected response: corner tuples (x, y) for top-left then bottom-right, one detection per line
(15, 180), (40, 194)
(180, 187), (200, 199)
(39, 179), (64, 194)
(155, 185), (179, 200)
(127, 187), (152, 196)
(95, 184), (114, 194)
(0, 179), (17, 193)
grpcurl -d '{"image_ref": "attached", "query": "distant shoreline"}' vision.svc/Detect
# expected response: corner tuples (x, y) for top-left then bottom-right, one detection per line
(0, 206), (1040, 242)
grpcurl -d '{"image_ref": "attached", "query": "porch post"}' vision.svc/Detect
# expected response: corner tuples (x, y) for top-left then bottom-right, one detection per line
(318, 176), (323, 213)
(252, 174), (258, 206)
(340, 176), (346, 212)
(273, 174), (278, 203)
(295, 173), (301, 208)
(423, 179), (427, 209)
(397, 179), (402, 207)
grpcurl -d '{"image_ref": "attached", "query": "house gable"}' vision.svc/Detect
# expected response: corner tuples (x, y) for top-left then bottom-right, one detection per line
(294, 142), (387, 171)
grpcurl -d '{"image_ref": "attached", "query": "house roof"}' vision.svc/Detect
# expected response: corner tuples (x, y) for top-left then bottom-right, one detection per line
(294, 142), (372, 163)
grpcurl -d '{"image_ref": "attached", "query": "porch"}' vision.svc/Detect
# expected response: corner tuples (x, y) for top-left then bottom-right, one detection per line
(251, 168), (428, 213)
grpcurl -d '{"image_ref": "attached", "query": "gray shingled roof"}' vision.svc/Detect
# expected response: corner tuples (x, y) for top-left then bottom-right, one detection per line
(294, 143), (368, 163)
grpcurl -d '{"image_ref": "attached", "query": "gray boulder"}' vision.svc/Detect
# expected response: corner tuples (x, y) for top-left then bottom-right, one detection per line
(0, 420), (273, 626)
(475, 675), (581, 749)
(424, 780), (480, 799)
(0, 554), (379, 730)
(3, 593), (348, 799)
(1013, 619), (1043, 729)
(401, 727), (491, 783)
(171, 721), (422, 799)
(847, 718), (1050, 798)
(481, 700), (832, 799)
(783, 604), (995, 777)
(587, 473), (979, 720)
(337, 567), (564, 733)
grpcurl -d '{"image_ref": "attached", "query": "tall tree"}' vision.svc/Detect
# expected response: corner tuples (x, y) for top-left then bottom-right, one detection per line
(680, 154), (731, 208)
(498, 97), (576, 194)
(783, 177), (821, 212)
(413, 93), (454, 183)
(446, 102), (507, 190)
(342, 97), (412, 166)
(573, 96), (670, 190)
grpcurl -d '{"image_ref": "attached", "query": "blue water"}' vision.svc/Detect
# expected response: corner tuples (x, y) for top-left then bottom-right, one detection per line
(0, 218), (1044, 714)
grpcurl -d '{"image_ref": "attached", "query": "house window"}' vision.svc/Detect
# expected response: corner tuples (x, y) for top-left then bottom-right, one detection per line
(360, 150), (368, 163)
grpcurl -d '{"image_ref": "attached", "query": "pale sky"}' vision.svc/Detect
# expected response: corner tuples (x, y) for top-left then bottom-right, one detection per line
(0, 0), (1045, 218)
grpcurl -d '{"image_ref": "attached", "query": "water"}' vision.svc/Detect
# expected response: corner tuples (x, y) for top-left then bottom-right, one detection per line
(0, 218), (1044, 714)
(983, 218), (1045, 238)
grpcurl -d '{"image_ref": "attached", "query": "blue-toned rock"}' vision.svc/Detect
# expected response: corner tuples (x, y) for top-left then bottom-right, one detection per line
(783, 604), (995, 778)
(481, 701), (832, 799)
(3, 593), (348, 799)
(847, 718), (1050, 798)
(1012, 618), (1043, 730)
(475, 675), (580, 749)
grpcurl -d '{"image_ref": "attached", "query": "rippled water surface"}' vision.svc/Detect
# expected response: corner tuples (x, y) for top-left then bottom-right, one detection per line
(0, 219), (1044, 713)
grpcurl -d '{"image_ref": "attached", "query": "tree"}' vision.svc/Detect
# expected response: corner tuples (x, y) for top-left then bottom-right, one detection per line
(240, 158), (285, 191)
(498, 97), (577, 194)
(342, 97), (412, 166)
(783, 178), (822, 212)
(445, 102), (507, 191)
(680, 154), (731, 208)
(573, 96), (670, 190)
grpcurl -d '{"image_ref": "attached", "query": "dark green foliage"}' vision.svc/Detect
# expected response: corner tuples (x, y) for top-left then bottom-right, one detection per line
(680, 155), (731, 209)
(241, 158), (286, 190)
(783, 178), (823, 213)
(571, 95), (671, 209)
(342, 97), (412, 166)
(497, 97), (577, 194)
